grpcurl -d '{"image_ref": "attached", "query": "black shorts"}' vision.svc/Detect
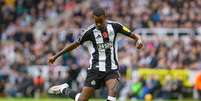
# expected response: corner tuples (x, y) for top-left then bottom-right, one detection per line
(84, 70), (120, 89)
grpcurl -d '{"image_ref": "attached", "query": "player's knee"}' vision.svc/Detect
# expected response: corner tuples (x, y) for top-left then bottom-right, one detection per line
(78, 97), (88, 101)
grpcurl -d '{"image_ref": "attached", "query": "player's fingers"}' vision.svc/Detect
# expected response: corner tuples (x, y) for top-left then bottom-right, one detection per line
(139, 44), (143, 48)
(137, 44), (143, 49)
(140, 44), (144, 48)
(48, 59), (53, 64)
(50, 60), (54, 64)
(48, 60), (51, 64)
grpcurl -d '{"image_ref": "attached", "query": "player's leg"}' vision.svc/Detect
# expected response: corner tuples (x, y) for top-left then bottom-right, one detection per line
(105, 79), (119, 101)
(105, 71), (120, 101)
(76, 87), (95, 101)
(48, 83), (95, 101)
(62, 86), (95, 101)
(77, 71), (100, 101)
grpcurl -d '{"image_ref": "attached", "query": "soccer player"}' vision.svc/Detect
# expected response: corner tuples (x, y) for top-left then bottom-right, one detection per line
(48, 7), (143, 101)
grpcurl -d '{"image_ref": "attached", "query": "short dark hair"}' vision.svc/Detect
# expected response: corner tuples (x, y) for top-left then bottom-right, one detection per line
(92, 7), (105, 17)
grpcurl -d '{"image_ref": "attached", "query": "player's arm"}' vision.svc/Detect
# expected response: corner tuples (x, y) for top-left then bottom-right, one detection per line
(48, 42), (80, 64)
(115, 23), (143, 49)
(48, 29), (90, 64)
(127, 33), (143, 49)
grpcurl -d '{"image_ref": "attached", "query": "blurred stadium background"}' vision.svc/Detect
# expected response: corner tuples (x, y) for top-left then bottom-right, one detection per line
(0, 0), (201, 101)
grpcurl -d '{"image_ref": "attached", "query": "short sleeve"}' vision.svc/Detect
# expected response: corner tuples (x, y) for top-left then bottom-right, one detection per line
(113, 22), (132, 36)
(77, 29), (90, 45)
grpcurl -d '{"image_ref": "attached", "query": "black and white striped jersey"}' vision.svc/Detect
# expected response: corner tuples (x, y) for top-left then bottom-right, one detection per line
(77, 20), (132, 72)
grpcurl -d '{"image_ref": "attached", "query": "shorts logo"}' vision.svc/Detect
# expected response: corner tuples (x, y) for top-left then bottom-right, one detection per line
(91, 80), (96, 86)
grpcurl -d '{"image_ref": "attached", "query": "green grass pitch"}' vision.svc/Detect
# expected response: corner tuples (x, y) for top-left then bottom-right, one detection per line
(0, 98), (196, 101)
(0, 98), (102, 101)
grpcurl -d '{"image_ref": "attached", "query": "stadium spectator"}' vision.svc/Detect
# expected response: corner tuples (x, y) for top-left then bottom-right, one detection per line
(33, 74), (45, 97)
(194, 72), (201, 100)
(0, 0), (201, 100)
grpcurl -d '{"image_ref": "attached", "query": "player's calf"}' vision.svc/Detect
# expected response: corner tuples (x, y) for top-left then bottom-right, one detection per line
(107, 86), (117, 101)
(105, 78), (119, 101)
(62, 89), (89, 101)
(77, 93), (90, 101)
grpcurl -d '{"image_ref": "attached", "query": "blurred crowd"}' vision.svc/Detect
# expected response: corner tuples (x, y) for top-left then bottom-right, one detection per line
(0, 0), (201, 100)
(119, 74), (187, 101)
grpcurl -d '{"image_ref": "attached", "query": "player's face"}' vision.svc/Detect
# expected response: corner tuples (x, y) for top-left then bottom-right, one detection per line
(93, 15), (106, 30)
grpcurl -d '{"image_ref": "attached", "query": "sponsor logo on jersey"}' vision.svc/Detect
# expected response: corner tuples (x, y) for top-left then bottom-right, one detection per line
(96, 34), (101, 39)
(97, 42), (113, 50)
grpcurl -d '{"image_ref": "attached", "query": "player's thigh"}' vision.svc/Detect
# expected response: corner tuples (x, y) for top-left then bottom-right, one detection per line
(84, 70), (102, 89)
(79, 86), (95, 101)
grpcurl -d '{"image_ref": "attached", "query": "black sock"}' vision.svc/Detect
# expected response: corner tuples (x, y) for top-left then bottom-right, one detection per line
(62, 88), (78, 99)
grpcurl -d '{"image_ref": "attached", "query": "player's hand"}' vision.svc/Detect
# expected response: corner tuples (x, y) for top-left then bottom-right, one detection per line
(48, 56), (57, 64)
(135, 39), (143, 49)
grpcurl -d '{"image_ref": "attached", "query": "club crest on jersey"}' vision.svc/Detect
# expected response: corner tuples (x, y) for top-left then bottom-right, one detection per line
(91, 80), (96, 85)
(102, 32), (108, 38)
